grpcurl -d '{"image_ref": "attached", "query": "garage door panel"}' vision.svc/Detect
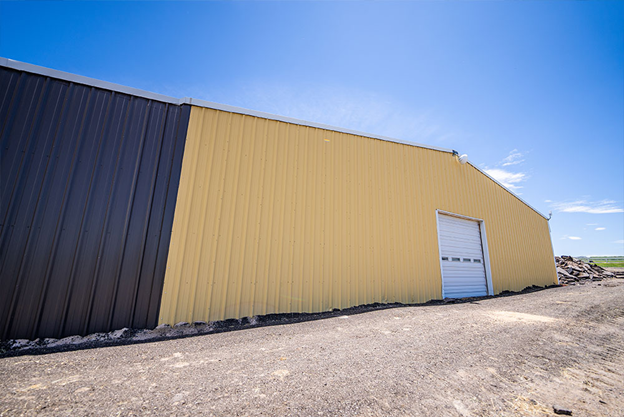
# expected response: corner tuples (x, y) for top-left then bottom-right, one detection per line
(438, 213), (488, 298)
(441, 251), (482, 256)
(439, 236), (482, 244)
(441, 265), (486, 271)
(439, 233), (482, 241)
(440, 224), (480, 231)
(445, 286), (488, 295)
(442, 236), (481, 243)
(439, 223), (479, 231)
(445, 289), (486, 298)
(444, 277), (487, 284)
(443, 260), (484, 266)
(440, 241), (483, 250)
(444, 280), (487, 287)
(445, 281), (487, 288)
(443, 270), (484, 275)
(443, 279), (488, 287)
(440, 220), (479, 231)
(440, 251), (483, 258)
(444, 285), (487, 294)
(440, 240), (482, 247)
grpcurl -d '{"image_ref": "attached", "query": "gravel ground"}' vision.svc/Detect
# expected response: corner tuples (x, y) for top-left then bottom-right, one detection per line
(1, 280), (623, 417)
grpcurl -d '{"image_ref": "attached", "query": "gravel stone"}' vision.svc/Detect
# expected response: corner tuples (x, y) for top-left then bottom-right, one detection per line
(553, 405), (573, 415)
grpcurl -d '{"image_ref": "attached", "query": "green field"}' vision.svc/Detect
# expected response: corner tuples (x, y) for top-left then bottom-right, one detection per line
(594, 262), (624, 268)
(575, 256), (624, 268)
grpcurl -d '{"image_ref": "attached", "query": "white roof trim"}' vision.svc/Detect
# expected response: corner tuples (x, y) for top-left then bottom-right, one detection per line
(1, 57), (548, 220)
(0, 58), (450, 153)
(179, 97), (452, 153)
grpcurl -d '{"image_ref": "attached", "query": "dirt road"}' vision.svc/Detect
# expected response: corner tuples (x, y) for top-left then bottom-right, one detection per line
(2, 280), (623, 416)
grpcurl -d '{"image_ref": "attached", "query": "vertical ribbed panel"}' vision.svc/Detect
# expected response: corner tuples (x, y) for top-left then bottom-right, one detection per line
(0, 67), (190, 339)
(159, 107), (556, 325)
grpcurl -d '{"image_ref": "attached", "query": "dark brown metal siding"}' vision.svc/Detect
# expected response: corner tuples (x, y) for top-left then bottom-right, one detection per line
(0, 67), (190, 340)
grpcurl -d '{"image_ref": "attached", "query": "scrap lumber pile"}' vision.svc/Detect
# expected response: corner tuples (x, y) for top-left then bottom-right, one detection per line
(556, 256), (622, 284)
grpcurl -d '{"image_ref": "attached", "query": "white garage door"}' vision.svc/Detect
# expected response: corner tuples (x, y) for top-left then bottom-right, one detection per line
(438, 214), (488, 298)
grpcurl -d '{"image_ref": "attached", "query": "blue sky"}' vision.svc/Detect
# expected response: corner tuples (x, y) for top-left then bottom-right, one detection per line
(1, 1), (622, 256)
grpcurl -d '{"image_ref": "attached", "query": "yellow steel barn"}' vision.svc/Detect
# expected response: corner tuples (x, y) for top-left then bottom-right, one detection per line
(0, 58), (557, 339)
(158, 106), (557, 326)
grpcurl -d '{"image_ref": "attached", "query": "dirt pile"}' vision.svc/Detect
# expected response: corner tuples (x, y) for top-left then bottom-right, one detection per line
(556, 256), (621, 284)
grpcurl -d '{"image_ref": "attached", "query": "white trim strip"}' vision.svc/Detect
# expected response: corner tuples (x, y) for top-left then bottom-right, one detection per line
(548, 222), (560, 285)
(0, 57), (548, 220)
(0, 57), (451, 154)
(479, 219), (495, 296)
(180, 97), (452, 152)
(436, 210), (484, 223)
(436, 210), (446, 299)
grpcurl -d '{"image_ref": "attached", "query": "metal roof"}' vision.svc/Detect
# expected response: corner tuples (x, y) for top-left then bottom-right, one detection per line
(0, 57), (548, 220)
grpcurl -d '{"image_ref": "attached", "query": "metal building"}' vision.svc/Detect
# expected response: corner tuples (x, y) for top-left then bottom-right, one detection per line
(1, 59), (190, 340)
(0, 58), (557, 340)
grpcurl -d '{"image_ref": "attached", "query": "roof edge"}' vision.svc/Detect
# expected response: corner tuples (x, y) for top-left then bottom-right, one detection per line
(180, 97), (453, 153)
(0, 57), (451, 155)
(1, 57), (548, 220)
(0, 57), (180, 105)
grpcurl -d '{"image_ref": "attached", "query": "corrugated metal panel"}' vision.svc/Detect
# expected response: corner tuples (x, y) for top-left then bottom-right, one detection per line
(158, 107), (557, 325)
(0, 67), (191, 340)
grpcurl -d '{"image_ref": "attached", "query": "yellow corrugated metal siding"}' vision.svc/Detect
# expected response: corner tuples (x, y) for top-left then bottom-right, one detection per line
(158, 107), (556, 325)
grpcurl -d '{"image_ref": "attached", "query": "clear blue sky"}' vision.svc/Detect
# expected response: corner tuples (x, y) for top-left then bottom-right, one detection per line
(1, 1), (622, 256)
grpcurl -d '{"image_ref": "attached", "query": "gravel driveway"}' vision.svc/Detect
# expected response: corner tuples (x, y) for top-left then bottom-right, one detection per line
(1, 280), (623, 417)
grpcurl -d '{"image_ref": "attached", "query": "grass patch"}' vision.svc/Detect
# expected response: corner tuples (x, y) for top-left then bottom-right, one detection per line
(594, 262), (624, 268)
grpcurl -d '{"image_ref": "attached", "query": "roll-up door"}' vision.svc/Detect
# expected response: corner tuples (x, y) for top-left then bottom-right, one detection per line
(438, 214), (488, 298)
